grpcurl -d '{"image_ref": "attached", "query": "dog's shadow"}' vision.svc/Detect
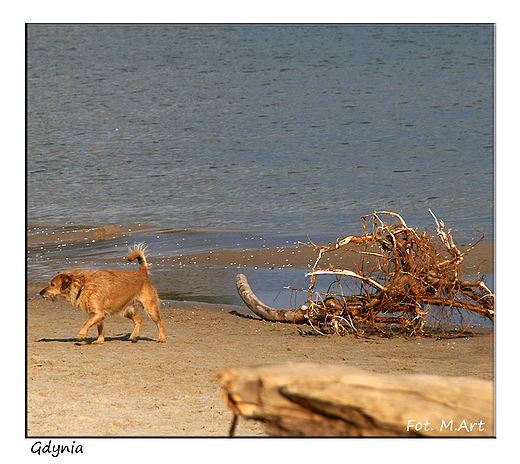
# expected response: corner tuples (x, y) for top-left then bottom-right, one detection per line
(37, 333), (155, 344)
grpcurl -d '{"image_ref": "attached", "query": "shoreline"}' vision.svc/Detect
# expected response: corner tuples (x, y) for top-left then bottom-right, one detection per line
(27, 221), (495, 311)
(27, 222), (494, 281)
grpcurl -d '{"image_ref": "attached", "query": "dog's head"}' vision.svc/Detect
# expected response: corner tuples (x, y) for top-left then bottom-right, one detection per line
(40, 273), (73, 300)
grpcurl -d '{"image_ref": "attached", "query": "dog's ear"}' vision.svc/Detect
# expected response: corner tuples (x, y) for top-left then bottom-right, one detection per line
(60, 274), (72, 292)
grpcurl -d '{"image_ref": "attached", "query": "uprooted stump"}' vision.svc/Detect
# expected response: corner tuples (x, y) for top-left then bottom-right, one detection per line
(219, 363), (494, 437)
(237, 210), (494, 336)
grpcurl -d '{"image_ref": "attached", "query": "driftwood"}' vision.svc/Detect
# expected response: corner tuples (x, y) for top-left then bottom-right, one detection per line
(236, 273), (308, 324)
(237, 210), (494, 336)
(219, 363), (494, 437)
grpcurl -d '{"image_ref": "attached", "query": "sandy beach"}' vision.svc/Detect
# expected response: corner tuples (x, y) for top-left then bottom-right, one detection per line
(27, 293), (493, 437)
(26, 222), (494, 437)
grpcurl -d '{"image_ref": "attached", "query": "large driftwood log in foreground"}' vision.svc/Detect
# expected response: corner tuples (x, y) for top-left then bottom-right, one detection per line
(219, 363), (494, 437)
(236, 211), (494, 336)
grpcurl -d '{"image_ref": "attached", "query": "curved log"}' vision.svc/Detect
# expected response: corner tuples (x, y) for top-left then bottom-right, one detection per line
(236, 274), (308, 324)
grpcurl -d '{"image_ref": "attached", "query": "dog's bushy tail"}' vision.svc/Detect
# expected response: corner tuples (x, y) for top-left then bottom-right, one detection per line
(128, 243), (148, 270)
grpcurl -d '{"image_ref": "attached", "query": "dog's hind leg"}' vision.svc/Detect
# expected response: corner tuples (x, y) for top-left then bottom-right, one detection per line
(140, 288), (166, 343)
(124, 305), (143, 341)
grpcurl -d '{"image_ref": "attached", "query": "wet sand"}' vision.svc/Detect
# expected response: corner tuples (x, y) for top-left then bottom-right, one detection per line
(170, 240), (494, 274)
(27, 222), (494, 274)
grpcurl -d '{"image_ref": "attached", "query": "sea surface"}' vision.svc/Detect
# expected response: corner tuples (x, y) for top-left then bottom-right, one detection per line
(27, 24), (494, 310)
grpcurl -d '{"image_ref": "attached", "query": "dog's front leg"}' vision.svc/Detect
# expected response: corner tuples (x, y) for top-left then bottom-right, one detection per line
(77, 312), (105, 344)
(93, 321), (105, 345)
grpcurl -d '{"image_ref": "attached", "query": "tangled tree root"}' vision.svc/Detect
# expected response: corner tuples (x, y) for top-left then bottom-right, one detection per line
(237, 210), (494, 336)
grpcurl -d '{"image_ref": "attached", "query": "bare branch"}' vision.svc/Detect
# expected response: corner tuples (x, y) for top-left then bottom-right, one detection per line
(236, 211), (494, 336)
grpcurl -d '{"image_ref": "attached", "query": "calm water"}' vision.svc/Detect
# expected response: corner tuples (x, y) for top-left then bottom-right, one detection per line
(27, 25), (494, 308)
(27, 24), (493, 234)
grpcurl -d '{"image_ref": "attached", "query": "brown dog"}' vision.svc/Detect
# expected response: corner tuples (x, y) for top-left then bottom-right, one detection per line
(40, 244), (166, 344)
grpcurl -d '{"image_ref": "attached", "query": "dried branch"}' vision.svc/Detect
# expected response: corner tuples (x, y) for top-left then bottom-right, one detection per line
(236, 211), (494, 336)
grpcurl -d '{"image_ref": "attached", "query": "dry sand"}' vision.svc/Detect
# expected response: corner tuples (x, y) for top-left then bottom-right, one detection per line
(27, 292), (493, 437)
